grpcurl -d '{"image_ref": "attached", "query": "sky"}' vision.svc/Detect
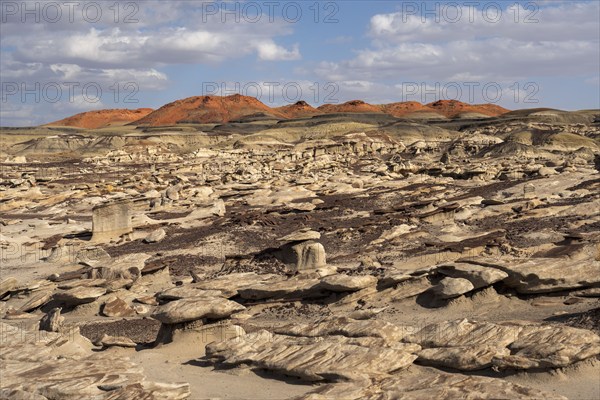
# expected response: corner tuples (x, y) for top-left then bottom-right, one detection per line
(1, 0), (599, 126)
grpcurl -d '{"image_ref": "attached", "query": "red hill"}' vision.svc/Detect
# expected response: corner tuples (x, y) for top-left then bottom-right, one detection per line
(45, 108), (153, 129)
(317, 100), (384, 114)
(274, 101), (322, 118)
(133, 94), (286, 126)
(380, 101), (431, 117)
(425, 100), (509, 118)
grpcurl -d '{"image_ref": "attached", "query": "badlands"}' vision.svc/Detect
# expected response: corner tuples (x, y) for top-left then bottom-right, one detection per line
(0, 95), (599, 399)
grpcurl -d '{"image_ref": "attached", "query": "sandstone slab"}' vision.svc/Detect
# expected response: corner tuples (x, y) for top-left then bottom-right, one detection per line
(151, 296), (245, 324)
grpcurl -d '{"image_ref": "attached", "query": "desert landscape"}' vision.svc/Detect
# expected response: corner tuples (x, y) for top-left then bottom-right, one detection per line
(0, 93), (599, 399)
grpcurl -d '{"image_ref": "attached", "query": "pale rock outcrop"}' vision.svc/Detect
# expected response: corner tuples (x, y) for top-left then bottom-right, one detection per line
(206, 330), (419, 381)
(53, 286), (107, 305)
(0, 322), (190, 399)
(319, 274), (377, 292)
(143, 228), (166, 243)
(39, 307), (64, 332)
(431, 277), (474, 299)
(292, 371), (568, 400)
(404, 319), (600, 371)
(437, 262), (509, 289)
(467, 257), (600, 293)
(91, 200), (133, 242)
(151, 296), (245, 324)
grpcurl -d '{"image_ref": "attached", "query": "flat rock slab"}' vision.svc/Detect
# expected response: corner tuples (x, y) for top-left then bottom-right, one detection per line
(466, 256), (600, 293)
(319, 274), (377, 292)
(17, 289), (55, 312)
(206, 330), (419, 381)
(0, 322), (190, 399)
(437, 262), (509, 288)
(418, 344), (511, 370)
(96, 333), (137, 348)
(274, 316), (412, 344)
(194, 272), (283, 297)
(102, 297), (135, 317)
(57, 278), (107, 290)
(292, 370), (568, 399)
(238, 277), (322, 300)
(404, 318), (600, 370)
(496, 323), (600, 369)
(151, 296), (245, 324)
(0, 277), (18, 298)
(278, 228), (321, 242)
(53, 286), (107, 305)
(76, 247), (111, 267)
(157, 287), (226, 301)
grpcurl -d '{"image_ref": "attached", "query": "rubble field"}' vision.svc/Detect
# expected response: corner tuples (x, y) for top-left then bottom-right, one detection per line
(1, 107), (599, 399)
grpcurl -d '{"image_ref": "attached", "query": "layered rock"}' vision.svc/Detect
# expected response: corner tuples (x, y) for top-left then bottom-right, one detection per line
(0, 322), (190, 399)
(206, 330), (419, 381)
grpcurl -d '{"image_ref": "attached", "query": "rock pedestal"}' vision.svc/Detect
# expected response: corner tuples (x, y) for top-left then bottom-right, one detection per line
(279, 241), (326, 273)
(276, 229), (327, 273)
(91, 200), (132, 242)
(39, 307), (64, 332)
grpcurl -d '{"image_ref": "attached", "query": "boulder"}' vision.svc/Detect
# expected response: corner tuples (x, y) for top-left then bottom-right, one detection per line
(87, 253), (150, 281)
(432, 277), (474, 299)
(151, 297), (245, 324)
(538, 166), (558, 176)
(144, 228), (166, 243)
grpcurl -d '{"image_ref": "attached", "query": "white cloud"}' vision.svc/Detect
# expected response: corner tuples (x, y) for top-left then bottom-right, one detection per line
(315, 2), (599, 85)
(0, 1), (301, 125)
(255, 41), (301, 61)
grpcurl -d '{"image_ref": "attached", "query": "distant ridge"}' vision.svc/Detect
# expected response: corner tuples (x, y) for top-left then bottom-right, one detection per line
(45, 108), (153, 129)
(42, 95), (511, 128)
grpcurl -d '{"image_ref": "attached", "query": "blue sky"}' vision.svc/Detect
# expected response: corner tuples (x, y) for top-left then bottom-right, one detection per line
(1, 0), (599, 126)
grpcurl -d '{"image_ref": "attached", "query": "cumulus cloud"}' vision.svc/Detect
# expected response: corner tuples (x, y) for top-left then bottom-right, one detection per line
(255, 41), (301, 61)
(315, 2), (600, 85)
(0, 1), (302, 125)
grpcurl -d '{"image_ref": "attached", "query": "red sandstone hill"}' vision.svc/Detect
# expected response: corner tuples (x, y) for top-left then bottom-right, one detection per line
(132, 94), (287, 126)
(315, 100), (509, 118)
(425, 100), (509, 118)
(45, 108), (153, 129)
(317, 100), (384, 114)
(274, 101), (323, 118)
(44, 97), (511, 128)
(380, 101), (431, 117)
